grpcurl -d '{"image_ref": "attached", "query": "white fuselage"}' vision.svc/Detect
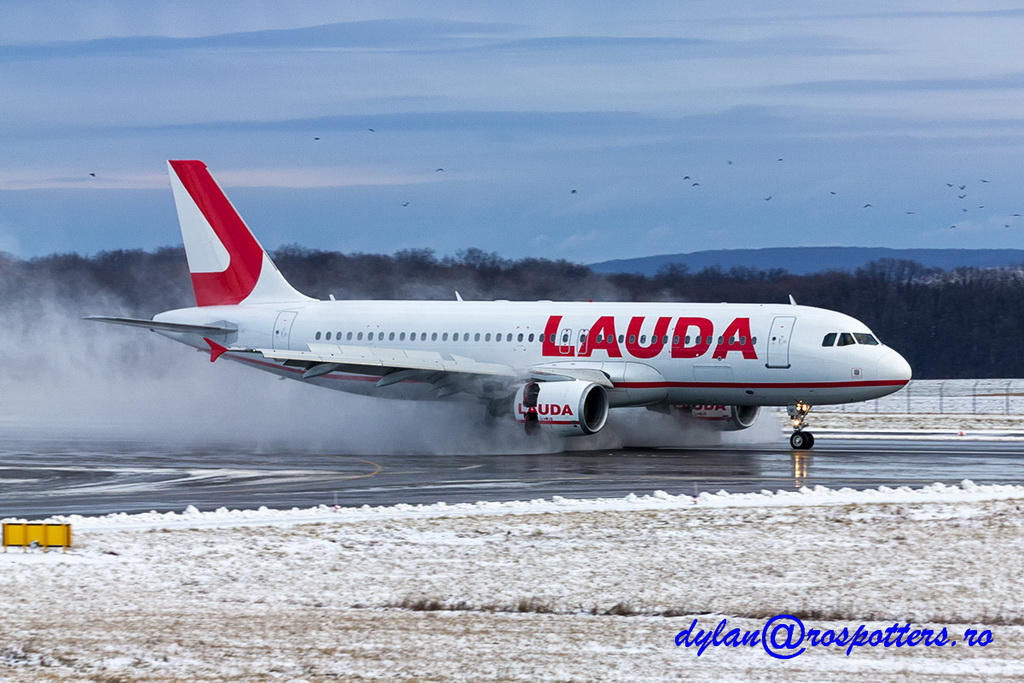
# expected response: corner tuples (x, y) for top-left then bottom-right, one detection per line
(154, 299), (912, 408)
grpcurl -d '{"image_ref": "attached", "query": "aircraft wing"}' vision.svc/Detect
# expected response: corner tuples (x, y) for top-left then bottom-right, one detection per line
(261, 343), (518, 380)
(254, 342), (613, 394)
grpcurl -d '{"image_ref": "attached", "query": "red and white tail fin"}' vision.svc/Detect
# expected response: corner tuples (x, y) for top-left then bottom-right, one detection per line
(167, 160), (313, 307)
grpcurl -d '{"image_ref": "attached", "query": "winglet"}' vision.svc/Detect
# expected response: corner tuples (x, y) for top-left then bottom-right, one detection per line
(204, 338), (229, 362)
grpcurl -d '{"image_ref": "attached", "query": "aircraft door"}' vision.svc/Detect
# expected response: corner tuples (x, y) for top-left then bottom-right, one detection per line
(273, 311), (298, 351)
(558, 327), (574, 355)
(766, 316), (796, 368)
(577, 328), (590, 356)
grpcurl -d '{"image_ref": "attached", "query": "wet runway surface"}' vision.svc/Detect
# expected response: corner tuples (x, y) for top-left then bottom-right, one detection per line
(2, 436), (1023, 518)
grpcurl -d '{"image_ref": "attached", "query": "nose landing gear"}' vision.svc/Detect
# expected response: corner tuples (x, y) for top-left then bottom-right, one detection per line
(788, 401), (814, 449)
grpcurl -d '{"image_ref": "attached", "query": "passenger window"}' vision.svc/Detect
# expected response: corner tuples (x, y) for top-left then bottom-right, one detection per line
(388, 332), (395, 341)
(357, 332), (363, 341)
(326, 332), (332, 341)
(507, 333), (513, 342)
(442, 333), (449, 341)
(315, 331), (322, 340)
(838, 332), (856, 346)
(347, 332), (353, 341)
(628, 335), (636, 344)
(640, 335), (647, 344)
(431, 332), (438, 341)
(485, 333), (491, 341)
(475, 333), (481, 341)
(822, 333), (837, 347)
(618, 335), (624, 343)
(673, 335), (680, 344)
(400, 332), (406, 341)
(518, 333), (524, 342)
(528, 333), (534, 342)
(336, 332), (341, 339)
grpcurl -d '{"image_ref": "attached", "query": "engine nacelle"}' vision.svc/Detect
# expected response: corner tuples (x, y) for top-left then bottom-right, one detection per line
(679, 404), (760, 431)
(514, 380), (610, 436)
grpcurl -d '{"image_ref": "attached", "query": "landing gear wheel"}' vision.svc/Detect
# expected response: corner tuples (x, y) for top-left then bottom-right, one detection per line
(787, 401), (814, 450)
(790, 431), (814, 450)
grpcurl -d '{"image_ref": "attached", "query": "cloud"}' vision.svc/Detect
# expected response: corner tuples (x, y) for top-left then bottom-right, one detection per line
(0, 166), (443, 191)
(0, 19), (518, 61)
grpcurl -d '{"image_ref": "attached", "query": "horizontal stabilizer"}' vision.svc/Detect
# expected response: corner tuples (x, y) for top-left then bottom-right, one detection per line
(83, 316), (237, 335)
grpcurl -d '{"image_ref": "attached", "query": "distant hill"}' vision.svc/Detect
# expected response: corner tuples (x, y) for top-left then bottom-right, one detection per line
(589, 247), (1024, 276)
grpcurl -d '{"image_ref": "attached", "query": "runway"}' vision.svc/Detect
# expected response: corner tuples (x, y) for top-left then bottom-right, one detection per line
(3, 435), (1023, 518)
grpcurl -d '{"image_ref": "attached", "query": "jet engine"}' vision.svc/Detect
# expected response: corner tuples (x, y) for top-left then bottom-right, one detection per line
(514, 380), (610, 436)
(677, 404), (761, 431)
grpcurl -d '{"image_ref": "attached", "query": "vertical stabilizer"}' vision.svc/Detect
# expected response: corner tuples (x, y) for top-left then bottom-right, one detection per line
(167, 160), (313, 306)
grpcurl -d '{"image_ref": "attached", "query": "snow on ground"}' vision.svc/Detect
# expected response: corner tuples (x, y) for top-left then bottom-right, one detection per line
(3, 483), (1024, 682)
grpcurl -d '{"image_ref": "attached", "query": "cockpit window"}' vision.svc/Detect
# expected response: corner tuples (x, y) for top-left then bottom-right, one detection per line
(853, 332), (879, 345)
(837, 332), (856, 346)
(822, 333), (837, 347)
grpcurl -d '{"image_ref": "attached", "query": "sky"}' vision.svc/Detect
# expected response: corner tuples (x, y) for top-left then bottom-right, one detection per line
(2, 2), (1024, 263)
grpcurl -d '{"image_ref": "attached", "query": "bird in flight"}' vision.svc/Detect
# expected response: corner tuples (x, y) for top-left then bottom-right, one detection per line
(764, 196), (772, 201)
(863, 204), (872, 208)
(435, 168), (444, 172)
(401, 202), (410, 207)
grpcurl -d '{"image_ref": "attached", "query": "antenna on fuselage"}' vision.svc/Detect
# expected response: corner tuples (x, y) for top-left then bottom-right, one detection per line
(788, 294), (798, 305)
(455, 291), (464, 302)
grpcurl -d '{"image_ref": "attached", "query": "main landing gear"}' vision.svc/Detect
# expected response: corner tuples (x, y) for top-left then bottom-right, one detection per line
(788, 401), (814, 450)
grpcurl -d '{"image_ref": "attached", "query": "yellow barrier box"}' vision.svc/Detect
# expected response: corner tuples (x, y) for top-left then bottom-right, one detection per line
(2, 523), (72, 552)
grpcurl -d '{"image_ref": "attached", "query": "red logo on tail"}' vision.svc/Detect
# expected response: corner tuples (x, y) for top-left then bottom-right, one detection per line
(169, 160), (264, 307)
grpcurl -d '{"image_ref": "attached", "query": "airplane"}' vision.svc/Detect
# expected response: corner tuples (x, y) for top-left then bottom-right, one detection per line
(87, 160), (912, 450)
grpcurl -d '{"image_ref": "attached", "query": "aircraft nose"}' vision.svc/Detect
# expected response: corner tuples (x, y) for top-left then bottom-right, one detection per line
(877, 348), (912, 384)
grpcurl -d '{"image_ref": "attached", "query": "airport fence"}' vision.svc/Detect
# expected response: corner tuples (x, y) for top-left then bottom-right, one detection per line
(820, 379), (1024, 415)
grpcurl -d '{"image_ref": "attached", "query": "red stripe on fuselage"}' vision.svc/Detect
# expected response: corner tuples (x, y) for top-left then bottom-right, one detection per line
(615, 379), (909, 389)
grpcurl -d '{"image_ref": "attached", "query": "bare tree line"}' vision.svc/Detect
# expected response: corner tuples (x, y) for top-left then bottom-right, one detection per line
(1, 246), (1018, 379)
